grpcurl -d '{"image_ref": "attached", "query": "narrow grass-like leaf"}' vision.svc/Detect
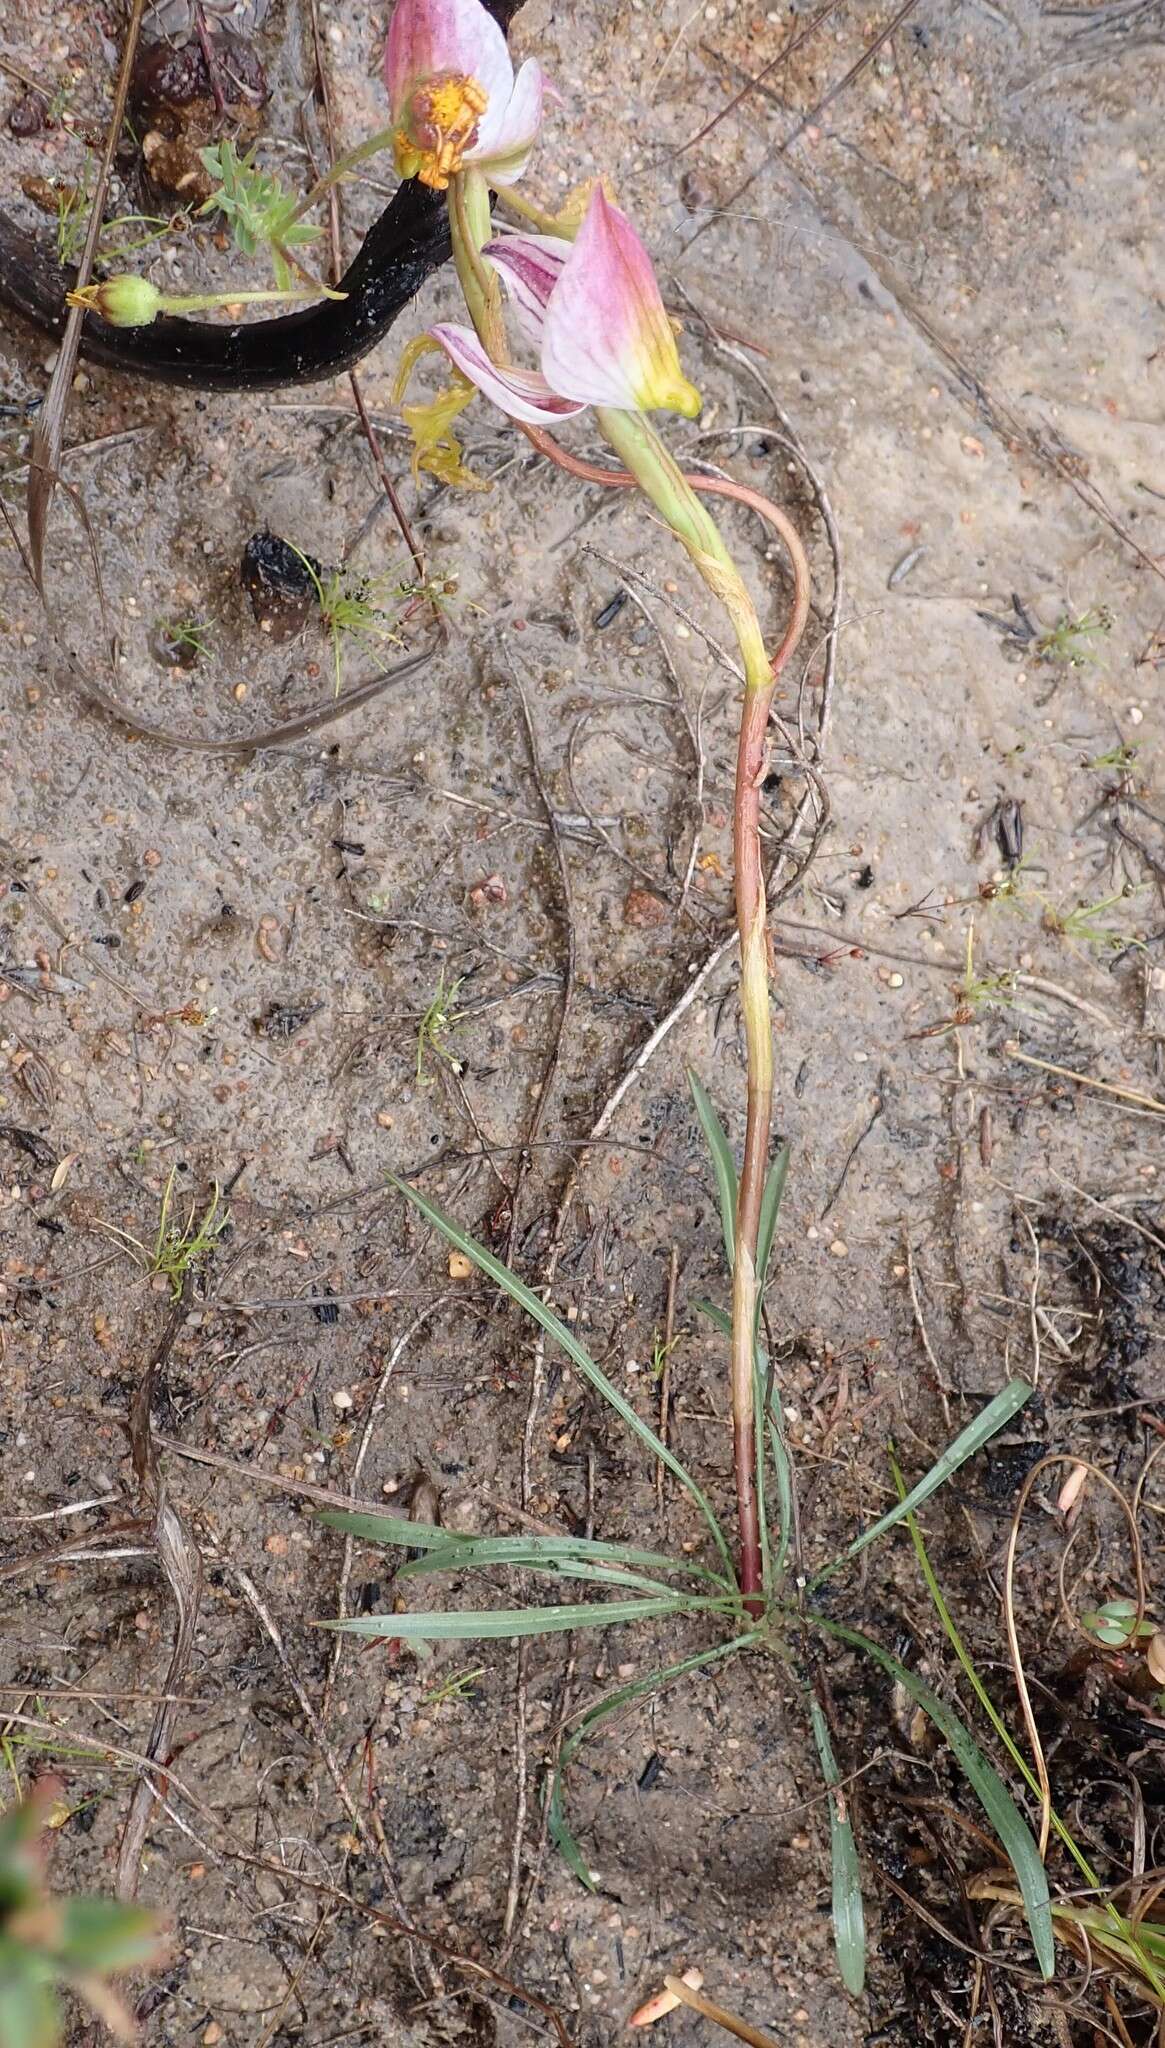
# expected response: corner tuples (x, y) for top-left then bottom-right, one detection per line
(548, 1633), (757, 1889)
(810, 1615), (1054, 1979)
(811, 1379), (1033, 1585)
(388, 1175), (734, 1579)
(688, 1070), (737, 1270)
(323, 1596), (729, 1641)
(755, 1141), (791, 1298)
(396, 1533), (727, 1588)
(400, 1553), (680, 1597)
(316, 1508), (466, 1551)
(808, 1699), (866, 1996)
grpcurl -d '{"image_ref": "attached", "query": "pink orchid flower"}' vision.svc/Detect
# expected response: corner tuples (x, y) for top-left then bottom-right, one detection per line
(429, 187), (702, 422)
(385, 0), (549, 192)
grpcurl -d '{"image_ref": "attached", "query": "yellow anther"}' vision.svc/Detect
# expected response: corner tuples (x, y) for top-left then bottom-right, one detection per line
(396, 72), (490, 191)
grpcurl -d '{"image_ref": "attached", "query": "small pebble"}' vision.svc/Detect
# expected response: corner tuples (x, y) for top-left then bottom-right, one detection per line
(829, 1238), (848, 1257)
(888, 971), (904, 988)
(332, 1388), (353, 1411)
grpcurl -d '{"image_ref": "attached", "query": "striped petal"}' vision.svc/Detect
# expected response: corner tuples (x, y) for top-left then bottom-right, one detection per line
(385, 0), (513, 125)
(540, 188), (701, 417)
(429, 323), (586, 425)
(484, 230), (571, 345)
(467, 58), (549, 185)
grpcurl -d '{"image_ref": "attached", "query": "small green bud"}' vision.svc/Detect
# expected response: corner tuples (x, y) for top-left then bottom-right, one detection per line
(67, 275), (163, 327)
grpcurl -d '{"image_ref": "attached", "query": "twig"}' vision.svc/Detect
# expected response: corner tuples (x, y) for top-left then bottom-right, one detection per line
(320, 1299), (447, 1721)
(26, 0), (147, 583)
(1005, 1045), (1165, 1117)
(225, 1561), (443, 2000)
(679, 0), (843, 153)
(904, 1241), (953, 1430)
(116, 1294), (204, 1900)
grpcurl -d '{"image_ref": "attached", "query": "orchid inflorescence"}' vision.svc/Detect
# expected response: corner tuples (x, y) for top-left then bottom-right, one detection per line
(389, 0), (810, 1611)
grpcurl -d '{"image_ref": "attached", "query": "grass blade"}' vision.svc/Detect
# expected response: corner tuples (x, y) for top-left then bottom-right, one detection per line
(388, 1174), (734, 1580)
(811, 1379), (1033, 1585)
(688, 1070), (737, 1270)
(810, 1615), (1054, 1979)
(548, 1633), (757, 1889)
(323, 1596), (725, 1641)
(316, 1509), (463, 1551)
(755, 1141), (790, 1299)
(396, 1532), (726, 1588)
(808, 1698), (866, 1996)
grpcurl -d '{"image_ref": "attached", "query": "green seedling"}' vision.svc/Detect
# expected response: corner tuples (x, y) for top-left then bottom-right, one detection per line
(197, 142), (331, 294)
(415, 967), (466, 1084)
(1036, 606), (1111, 667)
(284, 546), (404, 697)
(961, 922), (1017, 1012)
(97, 1166), (228, 1298)
(1081, 1596), (1156, 1649)
(156, 616), (211, 666)
(1086, 742), (1138, 773)
(649, 1329), (677, 1381)
(1041, 885), (1143, 953)
(421, 1666), (486, 1707)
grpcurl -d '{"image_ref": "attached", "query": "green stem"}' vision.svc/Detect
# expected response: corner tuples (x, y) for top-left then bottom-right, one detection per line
(286, 124), (398, 227)
(448, 169), (505, 358)
(595, 405), (809, 1613)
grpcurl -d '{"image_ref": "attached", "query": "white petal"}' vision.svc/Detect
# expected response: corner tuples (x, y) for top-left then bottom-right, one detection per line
(468, 58), (548, 184)
(429, 323), (586, 426)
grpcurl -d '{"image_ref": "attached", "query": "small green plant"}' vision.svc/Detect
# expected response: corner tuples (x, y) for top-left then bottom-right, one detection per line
(314, 1104), (1057, 2001)
(1042, 885), (1143, 953)
(197, 142), (327, 293)
(961, 921), (1018, 1013)
(421, 1665), (486, 1707)
(1086, 741), (1138, 773)
(1036, 606), (1111, 667)
(284, 547), (404, 697)
(0, 1782), (164, 2048)
(415, 967), (466, 1084)
(97, 1166), (228, 1298)
(53, 179), (185, 271)
(156, 617), (211, 665)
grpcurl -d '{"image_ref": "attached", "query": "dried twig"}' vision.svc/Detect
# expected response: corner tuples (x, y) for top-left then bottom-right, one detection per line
(321, 1299), (447, 1719)
(116, 1296), (204, 1900)
(225, 1561), (443, 2000)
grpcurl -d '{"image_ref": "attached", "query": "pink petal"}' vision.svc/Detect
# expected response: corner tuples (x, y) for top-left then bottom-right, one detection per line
(385, 0), (513, 126)
(540, 188), (701, 417)
(429, 323), (586, 425)
(484, 231), (571, 345)
(467, 58), (549, 185)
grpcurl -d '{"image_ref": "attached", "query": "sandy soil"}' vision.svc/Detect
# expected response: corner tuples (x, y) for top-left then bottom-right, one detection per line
(2, 2), (1164, 2043)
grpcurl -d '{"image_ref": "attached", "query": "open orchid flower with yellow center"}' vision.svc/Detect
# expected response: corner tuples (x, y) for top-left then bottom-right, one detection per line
(385, 0), (549, 191)
(429, 187), (702, 421)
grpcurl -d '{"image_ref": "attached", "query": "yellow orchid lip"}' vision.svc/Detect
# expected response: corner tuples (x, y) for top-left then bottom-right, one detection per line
(395, 72), (489, 191)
